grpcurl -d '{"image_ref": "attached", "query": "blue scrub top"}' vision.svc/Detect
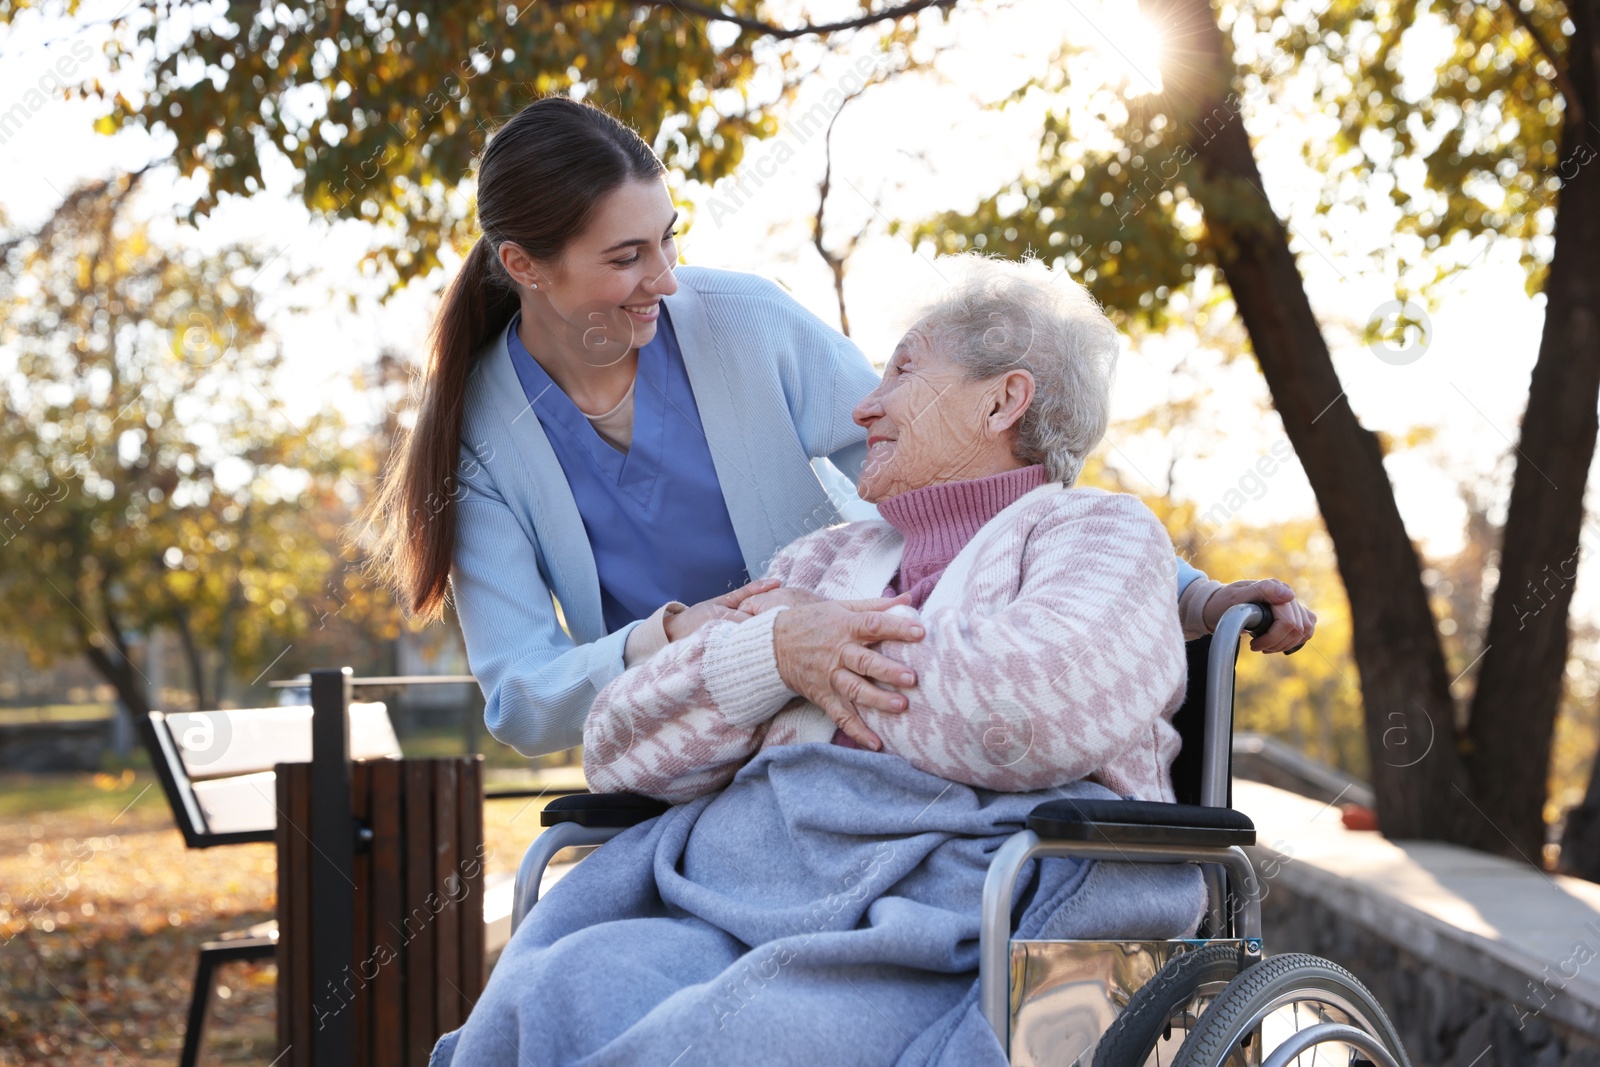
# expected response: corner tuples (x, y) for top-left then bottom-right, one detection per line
(506, 307), (751, 633)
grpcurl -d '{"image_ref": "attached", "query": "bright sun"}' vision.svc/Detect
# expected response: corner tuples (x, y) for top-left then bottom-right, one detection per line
(1088, 0), (1169, 94)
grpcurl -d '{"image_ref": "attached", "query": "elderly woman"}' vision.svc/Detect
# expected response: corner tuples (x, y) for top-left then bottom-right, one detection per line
(432, 258), (1213, 1067)
(584, 255), (1190, 802)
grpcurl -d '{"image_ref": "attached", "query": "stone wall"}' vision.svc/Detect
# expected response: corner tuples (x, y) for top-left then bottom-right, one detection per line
(1259, 874), (1600, 1067)
(0, 719), (110, 771)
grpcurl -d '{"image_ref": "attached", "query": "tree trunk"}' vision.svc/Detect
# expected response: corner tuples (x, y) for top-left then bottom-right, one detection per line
(212, 499), (252, 708)
(1561, 743), (1600, 880)
(170, 607), (211, 711)
(77, 569), (152, 740)
(1528, 0), (1600, 874)
(1150, 0), (1478, 842)
(83, 636), (150, 722)
(1471, 177), (1600, 859)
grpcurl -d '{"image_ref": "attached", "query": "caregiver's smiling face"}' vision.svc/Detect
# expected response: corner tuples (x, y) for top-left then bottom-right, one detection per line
(852, 329), (1035, 503)
(501, 178), (680, 366)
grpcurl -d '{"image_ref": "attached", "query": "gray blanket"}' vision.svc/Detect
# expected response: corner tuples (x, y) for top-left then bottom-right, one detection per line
(431, 743), (1205, 1066)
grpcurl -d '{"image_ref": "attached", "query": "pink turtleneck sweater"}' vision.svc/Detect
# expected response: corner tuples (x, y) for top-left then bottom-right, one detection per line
(832, 463), (1051, 748)
(876, 464), (1052, 607)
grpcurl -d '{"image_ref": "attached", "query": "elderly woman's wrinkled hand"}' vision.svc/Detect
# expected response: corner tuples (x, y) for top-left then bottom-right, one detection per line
(663, 578), (781, 642)
(1203, 578), (1317, 654)
(772, 596), (923, 751)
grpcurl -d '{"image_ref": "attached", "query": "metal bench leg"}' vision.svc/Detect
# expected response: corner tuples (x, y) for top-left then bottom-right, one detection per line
(179, 934), (277, 1067)
(179, 946), (217, 1067)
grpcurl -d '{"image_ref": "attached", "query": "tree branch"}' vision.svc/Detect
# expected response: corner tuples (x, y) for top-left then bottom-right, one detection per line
(813, 93), (860, 335)
(632, 0), (964, 39)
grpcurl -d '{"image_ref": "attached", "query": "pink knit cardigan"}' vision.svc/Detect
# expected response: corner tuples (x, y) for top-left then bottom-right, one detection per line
(582, 484), (1188, 804)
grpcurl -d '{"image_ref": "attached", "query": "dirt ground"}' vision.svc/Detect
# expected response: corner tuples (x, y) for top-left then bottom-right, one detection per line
(0, 769), (551, 1065)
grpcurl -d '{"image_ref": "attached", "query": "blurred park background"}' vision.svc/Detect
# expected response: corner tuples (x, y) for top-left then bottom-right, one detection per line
(2, 0), (1598, 1061)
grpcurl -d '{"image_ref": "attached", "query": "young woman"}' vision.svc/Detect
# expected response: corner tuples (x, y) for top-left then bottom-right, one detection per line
(365, 96), (1316, 760)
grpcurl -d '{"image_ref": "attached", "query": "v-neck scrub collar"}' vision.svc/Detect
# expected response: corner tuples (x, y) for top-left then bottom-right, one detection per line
(503, 306), (751, 633)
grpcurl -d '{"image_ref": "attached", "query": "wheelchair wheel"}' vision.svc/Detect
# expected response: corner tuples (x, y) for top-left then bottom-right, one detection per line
(1169, 953), (1409, 1067)
(1093, 942), (1246, 1067)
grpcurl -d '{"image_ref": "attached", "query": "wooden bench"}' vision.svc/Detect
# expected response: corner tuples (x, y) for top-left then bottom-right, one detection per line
(146, 702), (401, 847)
(142, 696), (514, 1067)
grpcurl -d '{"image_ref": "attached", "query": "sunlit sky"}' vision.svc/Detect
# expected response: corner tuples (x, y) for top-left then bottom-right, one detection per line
(0, 0), (1580, 617)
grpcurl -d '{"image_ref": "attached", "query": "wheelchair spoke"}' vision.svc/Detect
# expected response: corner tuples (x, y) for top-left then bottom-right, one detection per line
(1168, 954), (1409, 1067)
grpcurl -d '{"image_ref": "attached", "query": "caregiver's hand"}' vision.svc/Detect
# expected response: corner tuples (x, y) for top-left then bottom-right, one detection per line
(772, 595), (924, 751)
(1203, 577), (1317, 654)
(664, 578), (781, 642)
(736, 586), (825, 614)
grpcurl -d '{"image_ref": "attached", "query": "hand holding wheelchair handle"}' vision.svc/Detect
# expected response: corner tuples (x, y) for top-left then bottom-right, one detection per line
(1202, 577), (1313, 655)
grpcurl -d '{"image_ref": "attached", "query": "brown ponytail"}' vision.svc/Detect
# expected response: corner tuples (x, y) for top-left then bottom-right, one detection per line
(362, 96), (665, 622)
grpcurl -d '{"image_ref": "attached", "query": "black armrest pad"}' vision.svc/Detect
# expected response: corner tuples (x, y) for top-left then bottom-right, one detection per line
(540, 792), (669, 828)
(1029, 798), (1256, 848)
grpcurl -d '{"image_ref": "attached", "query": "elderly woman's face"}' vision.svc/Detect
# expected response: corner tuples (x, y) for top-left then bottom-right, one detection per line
(851, 329), (1034, 503)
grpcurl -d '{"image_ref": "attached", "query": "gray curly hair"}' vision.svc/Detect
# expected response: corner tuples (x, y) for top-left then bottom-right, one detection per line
(904, 253), (1118, 485)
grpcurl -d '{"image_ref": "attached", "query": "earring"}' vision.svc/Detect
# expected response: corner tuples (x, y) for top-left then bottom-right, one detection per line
(530, 282), (538, 290)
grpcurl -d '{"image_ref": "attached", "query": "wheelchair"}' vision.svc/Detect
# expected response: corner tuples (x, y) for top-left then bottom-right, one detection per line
(511, 604), (1410, 1067)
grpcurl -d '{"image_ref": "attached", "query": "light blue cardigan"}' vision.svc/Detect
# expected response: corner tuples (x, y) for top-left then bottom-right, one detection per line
(449, 265), (1201, 757)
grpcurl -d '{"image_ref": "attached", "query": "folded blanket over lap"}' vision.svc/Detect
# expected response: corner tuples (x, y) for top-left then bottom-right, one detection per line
(431, 744), (1206, 1067)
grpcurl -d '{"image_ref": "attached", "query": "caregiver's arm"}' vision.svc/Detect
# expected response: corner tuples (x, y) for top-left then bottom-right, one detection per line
(808, 337), (875, 491)
(451, 446), (643, 757)
(1173, 565), (1317, 651)
(865, 492), (1188, 793)
(454, 451), (779, 759)
(1199, 577), (1316, 653)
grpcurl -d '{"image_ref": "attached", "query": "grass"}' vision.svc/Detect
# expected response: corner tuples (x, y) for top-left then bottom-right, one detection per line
(0, 704), (114, 725)
(0, 769), (170, 822)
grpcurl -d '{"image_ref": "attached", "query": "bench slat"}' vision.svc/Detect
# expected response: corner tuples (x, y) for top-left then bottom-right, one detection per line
(403, 759), (437, 1066)
(370, 760), (405, 1066)
(164, 703), (399, 781)
(433, 760), (462, 1034)
(191, 772), (278, 835)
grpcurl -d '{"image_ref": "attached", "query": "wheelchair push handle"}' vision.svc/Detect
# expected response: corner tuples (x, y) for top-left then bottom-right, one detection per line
(1210, 600), (1273, 649)
(1223, 599), (1305, 654)
(1198, 601), (1273, 811)
(1245, 601), (1274, 639)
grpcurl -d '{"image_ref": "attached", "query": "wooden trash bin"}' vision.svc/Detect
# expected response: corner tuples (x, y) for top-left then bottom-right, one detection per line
(275, 756), (486, 1066)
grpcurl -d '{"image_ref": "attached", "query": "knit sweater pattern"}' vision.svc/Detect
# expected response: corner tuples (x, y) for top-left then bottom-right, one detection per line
(582, 484), (1189, 804)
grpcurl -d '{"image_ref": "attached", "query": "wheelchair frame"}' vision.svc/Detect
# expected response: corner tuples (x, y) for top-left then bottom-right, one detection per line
(510, 604), (1409, 1067)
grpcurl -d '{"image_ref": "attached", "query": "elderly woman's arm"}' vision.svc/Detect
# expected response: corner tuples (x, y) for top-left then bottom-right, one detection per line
(583, 526), (925, 800)
(862, 491), (1188, 794)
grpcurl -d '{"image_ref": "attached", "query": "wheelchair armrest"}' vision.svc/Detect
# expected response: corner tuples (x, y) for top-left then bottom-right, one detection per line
(539, 792), (669, 829)
(1028, 798), (1256, 848)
